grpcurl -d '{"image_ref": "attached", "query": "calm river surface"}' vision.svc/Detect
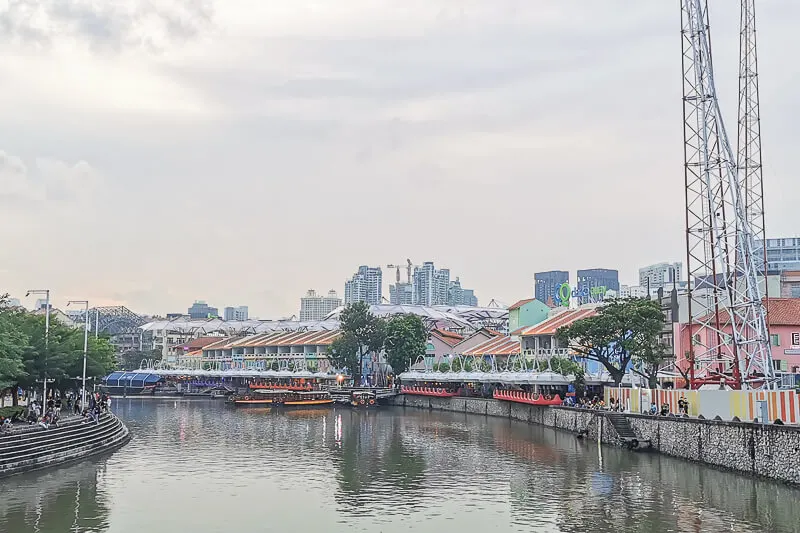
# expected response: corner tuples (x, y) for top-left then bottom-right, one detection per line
(2, 399), (799, 533)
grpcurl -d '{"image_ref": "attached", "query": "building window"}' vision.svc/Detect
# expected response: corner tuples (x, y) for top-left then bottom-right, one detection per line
(770, 334), (780, 347)
(792, 332), (800, 347)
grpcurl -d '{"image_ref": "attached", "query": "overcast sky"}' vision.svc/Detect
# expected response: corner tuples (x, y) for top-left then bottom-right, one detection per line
(1, 1), (798, 318)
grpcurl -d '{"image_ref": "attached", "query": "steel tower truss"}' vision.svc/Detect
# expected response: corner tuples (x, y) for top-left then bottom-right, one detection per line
(680, 0), (773, 388)
(737, 0), (768, 281)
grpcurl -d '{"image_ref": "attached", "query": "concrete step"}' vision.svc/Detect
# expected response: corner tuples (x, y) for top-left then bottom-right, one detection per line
(605, 413), (638, 438)
(0, 414), (114, 452)
(0, 416), (117, 459)
(0, 414), (129, 478)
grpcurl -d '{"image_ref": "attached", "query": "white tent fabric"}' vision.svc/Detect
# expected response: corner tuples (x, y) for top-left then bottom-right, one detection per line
(398, 370), (570, 386)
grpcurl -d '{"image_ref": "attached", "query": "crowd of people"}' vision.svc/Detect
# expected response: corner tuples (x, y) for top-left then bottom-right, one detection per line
(566, 394), (691, 416)
(1, 391), (113, 432)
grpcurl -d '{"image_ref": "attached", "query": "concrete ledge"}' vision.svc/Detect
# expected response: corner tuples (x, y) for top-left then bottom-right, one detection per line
(391, 395), (800, 486)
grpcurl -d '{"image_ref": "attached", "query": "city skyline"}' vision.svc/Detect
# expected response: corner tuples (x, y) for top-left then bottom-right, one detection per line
(1, 2), (799, 318)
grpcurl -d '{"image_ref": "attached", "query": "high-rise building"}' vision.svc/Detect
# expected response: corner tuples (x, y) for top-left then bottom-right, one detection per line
(223, 306), (249, 321)
(188, 301), (218, 319)
(412, 262), (436, 306)
(754, 237), (800, 274)
(389, 283), (414, 305)
(577, 268), (619, 305)
(411, 262), (455, 306)
(447, 277), (479, 306)
(534, 271), (569, 306)
(300, 290), (342, 321)
(344, 266), (383, 305)
(639, 262), (683, 290)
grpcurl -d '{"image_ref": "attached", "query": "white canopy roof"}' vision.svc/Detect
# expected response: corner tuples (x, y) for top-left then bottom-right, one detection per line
(127, 368), (337, 379)
(398, 370), (570, 386)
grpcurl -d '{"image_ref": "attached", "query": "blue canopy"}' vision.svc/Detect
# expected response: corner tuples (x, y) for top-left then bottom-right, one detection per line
(103, 372), (162, 388)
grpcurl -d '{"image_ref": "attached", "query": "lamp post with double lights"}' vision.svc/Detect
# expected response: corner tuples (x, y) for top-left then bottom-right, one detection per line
(67, 300), (90, 410)
(26, 289), (51, 402)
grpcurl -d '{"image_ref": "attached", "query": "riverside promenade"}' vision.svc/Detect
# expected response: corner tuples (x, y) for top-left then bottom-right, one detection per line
(0, 412), (130, 478)
(391, 394), (800, 486)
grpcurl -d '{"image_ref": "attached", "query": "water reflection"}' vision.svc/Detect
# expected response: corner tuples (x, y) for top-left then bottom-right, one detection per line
(0, 461), (110, 533)
(1, 400), (799, 533)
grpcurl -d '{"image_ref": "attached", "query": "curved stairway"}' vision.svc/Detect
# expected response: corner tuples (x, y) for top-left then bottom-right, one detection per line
(0, 412), (130, 478)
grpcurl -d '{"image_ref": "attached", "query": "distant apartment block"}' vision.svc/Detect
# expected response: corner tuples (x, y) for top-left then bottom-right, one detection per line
(534, 271), (569, 306)
(300, 290), (342, 321)
(577, 268), (619, 305)
(639, 262), (682, 290)
(188, 301), (218, 319)
(447, 277), (478, 306)
(755, 237), (800, 274)
(344, 266), (383, 305)
(619, 285), (648, 298)
(223, 306), (249, 321)
(389, 282), (414, 305)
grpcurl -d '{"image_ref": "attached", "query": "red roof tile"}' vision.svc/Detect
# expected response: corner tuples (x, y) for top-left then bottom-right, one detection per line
(431, 328), (464, 347)
(516, 308), (598, 336)
(697, 298), (800, 327)
(462, 335), (520, 356)
(508, 298), (535, 311)
(181, 336), (224, 350)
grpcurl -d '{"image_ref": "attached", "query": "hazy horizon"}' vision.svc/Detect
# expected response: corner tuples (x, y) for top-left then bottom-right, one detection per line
(2, 1), (798, 318)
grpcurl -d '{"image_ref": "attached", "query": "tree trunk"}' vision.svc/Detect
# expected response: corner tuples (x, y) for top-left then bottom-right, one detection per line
(357, 348), (364, 386)
(12, 386), (19, 407)
(611, 368), (625, 385)
(648, 374), (658, 389)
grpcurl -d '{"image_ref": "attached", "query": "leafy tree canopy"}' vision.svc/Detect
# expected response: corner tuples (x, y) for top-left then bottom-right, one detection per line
(384, 314), (427, 376)
(0, 293), (118, 401)
(556, 298), (667, 385)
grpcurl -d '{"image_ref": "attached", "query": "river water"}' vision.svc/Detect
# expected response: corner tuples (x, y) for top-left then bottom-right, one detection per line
(1, 399), (799, 533)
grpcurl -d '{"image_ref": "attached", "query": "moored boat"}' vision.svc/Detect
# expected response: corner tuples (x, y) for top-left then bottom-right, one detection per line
(350, 391), (377, 408)
(228, 389), (333, 408)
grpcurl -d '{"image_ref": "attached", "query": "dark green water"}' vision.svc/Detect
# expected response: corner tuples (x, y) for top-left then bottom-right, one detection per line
(1, 399), (799, 533)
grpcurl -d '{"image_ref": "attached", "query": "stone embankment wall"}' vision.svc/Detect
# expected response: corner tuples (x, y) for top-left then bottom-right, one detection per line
(389, 395), (800, 486)
(0, 413), (130, 478)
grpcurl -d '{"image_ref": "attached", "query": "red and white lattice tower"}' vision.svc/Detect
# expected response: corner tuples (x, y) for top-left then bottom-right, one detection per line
(680, 0), (774, 389)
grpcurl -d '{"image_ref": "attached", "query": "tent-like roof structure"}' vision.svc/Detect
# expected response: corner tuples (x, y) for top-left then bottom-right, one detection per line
(324, 305), (474, 330)
(139, 318), (339, 336)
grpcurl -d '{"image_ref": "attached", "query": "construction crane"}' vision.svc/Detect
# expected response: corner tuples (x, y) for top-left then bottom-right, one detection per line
(680, 0), (773, 390)
(386, 261), (415, 285)
(386, 264), (402, 284)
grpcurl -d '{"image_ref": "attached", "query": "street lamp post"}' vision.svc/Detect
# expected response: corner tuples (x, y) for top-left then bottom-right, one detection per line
(67, 300), (90, 410)
(26, 289), (50, 403)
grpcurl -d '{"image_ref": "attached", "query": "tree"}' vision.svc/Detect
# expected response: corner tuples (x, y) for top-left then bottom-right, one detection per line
(328, 302), (386, 384)
(0, 294), (28, 399)
(0, 296), (119, 402)
(384, 314), (427, 376)
(556, 298), (667, 385)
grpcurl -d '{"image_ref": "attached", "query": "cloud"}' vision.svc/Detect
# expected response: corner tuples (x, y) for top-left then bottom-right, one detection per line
(0, 149), (101, 204)
(0, 150), (40, 200)
(0, 0), (213, 52)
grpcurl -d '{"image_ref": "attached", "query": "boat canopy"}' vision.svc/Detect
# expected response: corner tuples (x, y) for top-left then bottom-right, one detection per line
(103, 371), (162, 388)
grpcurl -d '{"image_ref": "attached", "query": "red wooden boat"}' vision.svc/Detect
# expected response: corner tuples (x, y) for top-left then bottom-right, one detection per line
(401, 386), (456, 398)
(493, 389), (562, 406)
